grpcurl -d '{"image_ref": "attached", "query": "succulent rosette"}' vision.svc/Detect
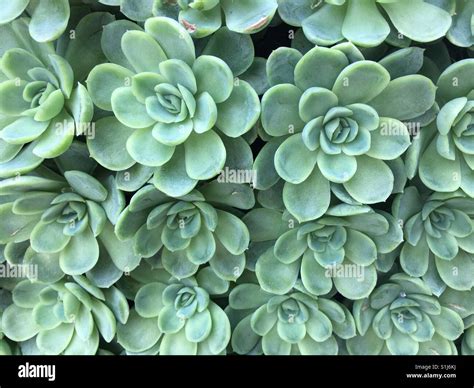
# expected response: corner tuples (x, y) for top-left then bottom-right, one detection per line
(116, 268), (230, 355)
(115, 182), (252, 281)
(0, 18), (95, 178)
(1, 277), (128, 355)
(414, 59), (474, 196)
(348, 274), (464, 355)
(438, 288), (474, 355)
(261, 44), (436, 221)
(244, 205), (402, 300)
(0, 169), (140, 277)
(393, 186), (474, 292)
(278, 0), (452, 47)
(87, 17), (260, 197)
(227, 282), (355, 355)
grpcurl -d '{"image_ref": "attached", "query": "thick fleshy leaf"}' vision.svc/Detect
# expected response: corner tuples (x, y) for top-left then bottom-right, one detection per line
(436, 251), (474, 291)
(221, 0), (277, 34)
(2, 305), (39, 341)
(420, 137), (461, 192)
(87, 117), (135, 171)
(301, 4), (345, 46)
(201, 27), (254, 76)
(0, 0), (29, 24)
(144, 17), (195, 66)
(382, 0), (452, 43)
(29, 0), (70, 42)
(193, 92), (217, 133)
(214, 210), (249, 255)
(111, 87), (154, 129)
(126, 127), (175, 167)
(86, 64), (134, 111)
(317, 152), (357, 183)
(343, 156), (393, 204)
(301, 250), (333, 296)
(368, 75), (436, 121)
(64, 171), (107, 202)
(162, 248), (198, 280)
(294, 47), (349, 91)
(386, 329), (419, 355)
(255, 248), (299, 295)
(184, 130), (226, 180)
(283, 167), (331, 222)
(342, 0), (390, 47)
(216, 80), (260, 137)
(30, 221), (71, 254)
(121, 30), (166, 73)
(153, 146), (198, 197)
(275, 134), (317, 184)
(160, 330), (197, 355)
(367, 118), (410, 160)
(332, 61), (390, 105)
(274, 229), (307, 264)
(117, 309), (161, 353)
(59, 229), (99, 275)
(266, 47), (302, 87)
(261, 84), (305, 136)
(36, 323), (74, 355)
(193, 55), (233, 103)
(333, 262), (377, 300)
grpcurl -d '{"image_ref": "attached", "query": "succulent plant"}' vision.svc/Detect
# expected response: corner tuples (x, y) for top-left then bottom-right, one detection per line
(0, 18), (94, 178)
(393, 186), (474, 293)
(228, 282), (355, 355)
(0, 2), (472, 359)
(117, 268), (230, 355)
(348, 274), (464, 355)
(447, 0), (474, 48)
(261, 44), (435, 221)
(462, 324), (474, 354)
(154, 0), (278, 37)
(415, 59), (474, 197)
(0, 170), (140, 277)
(278, 0), (453, 47)
(1, 277), (128, 355)
(0, 0), (71, 42)
(87, 17), (260, 197)
(115, 183), (251, 281)
(244, 205), (402, 300)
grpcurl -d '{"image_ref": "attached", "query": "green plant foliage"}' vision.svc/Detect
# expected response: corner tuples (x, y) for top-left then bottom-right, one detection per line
(0, 168), (140, 278)
(415, 60), (474, 195)
(0, 2), (472, 357)
(114, 183), (252, 281)
(260, 44), (435, 221)
(228, 282), (355, 355)
(278, 0), (453, 47)
(393, 186), (474, 293)
(348, 274), (464, 355)
(1, 277), (128, 355)
(87, 17), (260, 196)
(245, 205), (402, 299)
(117, 269), (230, 355)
